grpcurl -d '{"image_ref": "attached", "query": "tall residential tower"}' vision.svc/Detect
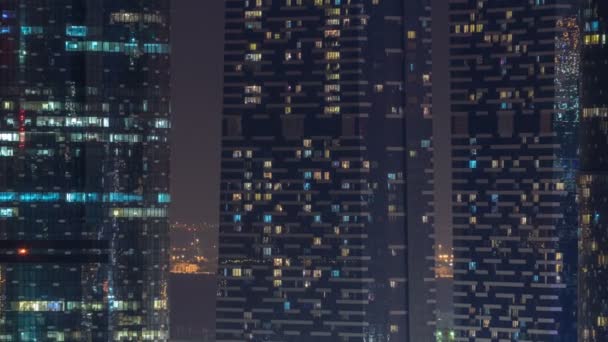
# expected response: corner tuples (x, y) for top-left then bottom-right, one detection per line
(449, 0), (578, 340)
(217, 0), (435, 341)
(0, 1), (171, 340)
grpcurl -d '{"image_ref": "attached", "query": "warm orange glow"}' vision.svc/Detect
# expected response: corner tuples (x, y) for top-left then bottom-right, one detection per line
(17, 248), (28, 256)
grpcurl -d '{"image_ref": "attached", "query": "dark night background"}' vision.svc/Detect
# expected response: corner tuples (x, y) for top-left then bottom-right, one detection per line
(170, 1), (224, 339)
(171, 0), (223, 226)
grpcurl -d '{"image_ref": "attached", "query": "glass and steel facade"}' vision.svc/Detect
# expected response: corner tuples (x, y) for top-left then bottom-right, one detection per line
(217, 0), (434, 341)
(0, 1), (171, 340)
(449, 0), (577, 340)
(579, 1), (608, 340)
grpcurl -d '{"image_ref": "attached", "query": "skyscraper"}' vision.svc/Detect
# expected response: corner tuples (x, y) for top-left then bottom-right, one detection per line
(217, 0), (434, 341)
(0, 1), (171, 340)
(448, 0), (577, 340)
(579, 1), (608, 340)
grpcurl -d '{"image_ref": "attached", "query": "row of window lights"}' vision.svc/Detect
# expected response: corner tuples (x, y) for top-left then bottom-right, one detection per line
(0, 192), (169, 203)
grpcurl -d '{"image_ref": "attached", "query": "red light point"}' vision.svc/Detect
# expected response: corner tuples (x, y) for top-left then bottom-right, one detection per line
(17, 248), (28, 255)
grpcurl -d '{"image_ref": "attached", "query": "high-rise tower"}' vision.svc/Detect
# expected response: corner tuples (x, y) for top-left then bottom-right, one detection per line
(579, 1), (608, 341)
(0, 1), (171, 340)
(217, 0), (435, 341)
(448, 0), (578, 340)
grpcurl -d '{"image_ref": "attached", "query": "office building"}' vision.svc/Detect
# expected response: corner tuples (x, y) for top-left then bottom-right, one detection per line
(579, 0), (608, 340)
(217, 0), (434, 341)
(0, 1), (171, 340)
(449, 0), (577, 340)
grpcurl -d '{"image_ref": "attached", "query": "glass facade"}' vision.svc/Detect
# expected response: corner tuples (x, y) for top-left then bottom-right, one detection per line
(579, 1), (608, 341)
(217, 0), (434, 341)
(449, 0), (577, 340)
(0, 1), (170, 340)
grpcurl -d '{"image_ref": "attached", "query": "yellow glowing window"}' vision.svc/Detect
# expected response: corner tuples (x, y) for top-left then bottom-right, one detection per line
(407, 31), (416, 39)
(325, 51), (340, 60)
(325, 106), (340, 114)
(153, 300), (167, 310)
(582, 214), (591, 225)
(244, 11), (262, 19)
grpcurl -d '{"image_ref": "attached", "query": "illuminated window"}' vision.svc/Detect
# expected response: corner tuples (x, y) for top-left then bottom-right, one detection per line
(325, 51), (340, 60)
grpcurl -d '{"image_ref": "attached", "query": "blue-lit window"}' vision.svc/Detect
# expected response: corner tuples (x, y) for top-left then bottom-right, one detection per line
(154, 119), (170, 129)
(0, 208), (17, 217)
(491, 194), (499, 202)
(304, 171), (312, 179)
(314, 215), (321, 223)
(0, 26), (10, 34)
(331, 270), (340, 278)
(158, 193), (171, 203)
(595, 212), (601, 224)
(66, 25), (87, 37)
(533, 275), (539, 282)
(144, 43), (170, 54)
(2, 11), (15, 19)
(21, 26), (43, 35)
(592, 21), (600, 32)
(331, 204), (340, 213)
(66, 193), (86, 202)
(468, 262), (477, 271)
(20, 192), (60, 202)
(234, 214), (242, 223)
(343, 216), (350, 223)
(421, 139), (431, 148)
(303, 182), (311, 191)
(388, 173), (396, 180)
(263, 214), (272, 223)
(263, 247), (272, 256)
(105, 193), (142, 203)
(0, 192), (16, 201)
(469, 160), (477, 169)
(284, 302), (291, 310)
